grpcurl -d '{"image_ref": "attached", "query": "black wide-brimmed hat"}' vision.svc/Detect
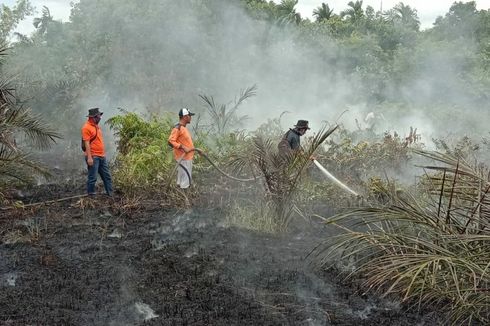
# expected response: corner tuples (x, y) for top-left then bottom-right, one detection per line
(87, 108), (103, 117)
(294, 120), (310, 129)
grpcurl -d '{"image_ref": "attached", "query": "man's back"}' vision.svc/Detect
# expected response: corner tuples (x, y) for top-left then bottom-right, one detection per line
(278, 129), (300, 154)
(286, 129), (301, 150)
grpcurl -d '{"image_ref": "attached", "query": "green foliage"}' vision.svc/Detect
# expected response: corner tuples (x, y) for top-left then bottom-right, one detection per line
(2, 0), (489, 132)
(431, 1), (480, 41)
(106, 111), (177, 194)
(107, 110), (174, 154)
(319, 126), (420, 184)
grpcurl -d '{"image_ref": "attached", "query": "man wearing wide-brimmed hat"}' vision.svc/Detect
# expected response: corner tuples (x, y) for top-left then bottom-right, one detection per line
(81, 107), (113, 197)
(168, 108), (196, 189)
(278, 119), (310, 153)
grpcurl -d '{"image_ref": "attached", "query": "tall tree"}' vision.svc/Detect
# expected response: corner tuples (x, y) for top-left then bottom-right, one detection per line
(0, 0), (33, 44)
(432, 1), (479, 40)
(33, 6), (53, 35)
(340, 0), (364, 24)
(313, 3), (334, 22)
(277, 0), (302, 25)
(384, 2), (420, 31)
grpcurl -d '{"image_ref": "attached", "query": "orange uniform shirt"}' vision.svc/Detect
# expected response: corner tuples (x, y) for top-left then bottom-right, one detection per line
(168, 124), (194, 160)
(81, 120), (105, 157)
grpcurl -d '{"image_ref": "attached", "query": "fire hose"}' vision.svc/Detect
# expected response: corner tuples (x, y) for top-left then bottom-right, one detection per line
(181, 149), (358, 197)
(175, 148), (259, 185)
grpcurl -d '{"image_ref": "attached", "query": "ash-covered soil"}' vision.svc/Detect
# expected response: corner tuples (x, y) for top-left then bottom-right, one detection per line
(0, 187), (442, 325)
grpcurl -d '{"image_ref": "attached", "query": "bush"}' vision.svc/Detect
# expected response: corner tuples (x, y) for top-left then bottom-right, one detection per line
(107, 111), (178, 195)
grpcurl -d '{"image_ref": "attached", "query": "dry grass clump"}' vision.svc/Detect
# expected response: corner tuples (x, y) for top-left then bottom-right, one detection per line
(2, 217), (47, 244)
(225, 200), (282, 233)
(311, 149), (490, 324)
(3, 229), (31, 244)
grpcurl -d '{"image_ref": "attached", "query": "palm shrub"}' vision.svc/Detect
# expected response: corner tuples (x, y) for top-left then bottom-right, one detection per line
(320, 126), (419, 184)
(0, 46), (60, 187)
(312, 149), (490, 324)
(230, 124), (338, 231)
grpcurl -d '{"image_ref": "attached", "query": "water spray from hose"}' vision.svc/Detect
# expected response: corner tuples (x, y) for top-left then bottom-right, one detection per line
(312, 159), (359, 196)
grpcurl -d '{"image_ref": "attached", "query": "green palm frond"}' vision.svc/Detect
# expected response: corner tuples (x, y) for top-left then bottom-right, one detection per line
(229, 84), (257, 115)
(312, 149), (490, 324)
(199, 85), (256, 135)
(0, 46), (9, 59)
(313, 3), (334, 22)
(1, 105), (61, 149)
(0, 145), (50, 183)
(0, 45), (58, 185)
(0, 75), (16, 106)
(0, 144), (19, 161)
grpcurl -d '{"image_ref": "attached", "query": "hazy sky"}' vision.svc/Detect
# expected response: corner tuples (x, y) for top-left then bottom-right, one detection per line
(4, 0), (490, 34)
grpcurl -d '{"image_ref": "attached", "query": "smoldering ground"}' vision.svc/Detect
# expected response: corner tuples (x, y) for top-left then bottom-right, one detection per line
(0, 188), (443, 325)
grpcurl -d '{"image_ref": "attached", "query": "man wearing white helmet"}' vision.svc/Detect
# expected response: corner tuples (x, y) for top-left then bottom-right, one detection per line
(168, 108), (196, 189)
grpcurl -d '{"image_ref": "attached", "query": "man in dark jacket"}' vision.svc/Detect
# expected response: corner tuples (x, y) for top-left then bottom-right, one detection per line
(278, 120), (310, 153)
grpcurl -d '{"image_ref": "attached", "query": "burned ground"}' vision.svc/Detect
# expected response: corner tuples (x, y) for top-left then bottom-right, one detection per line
(0, 184), (442, 325)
